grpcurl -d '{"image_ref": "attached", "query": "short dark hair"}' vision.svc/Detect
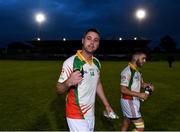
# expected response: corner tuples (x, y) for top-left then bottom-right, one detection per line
(131, 51), (146, 61)
(83, 28), (100, 38)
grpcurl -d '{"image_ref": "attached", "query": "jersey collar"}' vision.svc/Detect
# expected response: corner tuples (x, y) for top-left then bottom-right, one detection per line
(76, 50), (93, 65)
(128, 62), (138, 72)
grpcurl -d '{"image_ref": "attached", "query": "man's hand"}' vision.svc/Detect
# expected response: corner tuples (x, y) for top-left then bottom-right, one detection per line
(66, 70), (82, 87)
(149, 83), (155, 92)
(105, 105), (113, 113)
(142, 83), (155, 92)
(56, 70), (82, 94)
(104, 105), (119, 119)
(139, 93), (149, 100)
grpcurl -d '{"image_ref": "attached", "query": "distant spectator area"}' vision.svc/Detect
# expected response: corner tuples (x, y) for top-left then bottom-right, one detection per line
(4, 39), (150, 60)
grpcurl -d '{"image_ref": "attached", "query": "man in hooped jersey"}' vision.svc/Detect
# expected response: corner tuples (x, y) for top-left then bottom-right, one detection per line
(120, 52), (154, 131)
(56, 28), (114, 131)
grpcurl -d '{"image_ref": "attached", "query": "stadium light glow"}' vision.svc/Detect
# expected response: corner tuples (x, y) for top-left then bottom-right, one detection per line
(135, 9), (146, 21)
(119, 37), (122, 41)
(63, 38), (66, 41)
(35, 13), (46, 24)
(134, 37), (137, 40)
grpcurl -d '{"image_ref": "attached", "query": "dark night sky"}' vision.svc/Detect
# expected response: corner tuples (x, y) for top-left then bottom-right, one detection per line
(0, 0), (180, 48)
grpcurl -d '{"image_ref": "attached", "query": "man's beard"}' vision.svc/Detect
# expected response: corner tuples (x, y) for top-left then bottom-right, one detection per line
(136, 59), (143, 68)
(83, 46), (95, 55)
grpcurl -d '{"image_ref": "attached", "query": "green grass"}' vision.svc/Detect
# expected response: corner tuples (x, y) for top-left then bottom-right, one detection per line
(0, 60), (180, 130)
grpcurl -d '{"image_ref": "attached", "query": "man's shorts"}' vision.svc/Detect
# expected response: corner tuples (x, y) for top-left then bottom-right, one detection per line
(120, 98), (141, 118)
(66, 117), (94, 132)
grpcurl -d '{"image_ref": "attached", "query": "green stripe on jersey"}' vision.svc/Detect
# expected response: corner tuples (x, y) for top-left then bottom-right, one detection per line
(93, 57), (101, 70)
(73, 56), (86, 71)
(128, 67), (136, 90)
(73, 56), (85, 119)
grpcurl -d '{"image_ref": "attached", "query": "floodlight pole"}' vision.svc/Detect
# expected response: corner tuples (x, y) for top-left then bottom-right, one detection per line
(35, 13), (46, 40)
(135, 9), (146, 39)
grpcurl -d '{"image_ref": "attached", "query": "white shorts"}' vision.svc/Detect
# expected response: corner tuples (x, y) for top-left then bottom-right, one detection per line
(66, 117), (95, 132)
(120, 98), (141, 119)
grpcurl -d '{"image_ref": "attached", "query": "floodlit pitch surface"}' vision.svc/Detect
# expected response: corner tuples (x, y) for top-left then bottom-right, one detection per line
(0, 60), (180, 130)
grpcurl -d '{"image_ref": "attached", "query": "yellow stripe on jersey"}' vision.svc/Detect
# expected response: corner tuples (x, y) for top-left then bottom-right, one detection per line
(129, 62), (138, 72)
(76, 50), (93, 65)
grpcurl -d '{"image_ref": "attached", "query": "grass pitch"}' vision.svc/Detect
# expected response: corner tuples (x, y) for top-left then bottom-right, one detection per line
(0, 60), (180, 130)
